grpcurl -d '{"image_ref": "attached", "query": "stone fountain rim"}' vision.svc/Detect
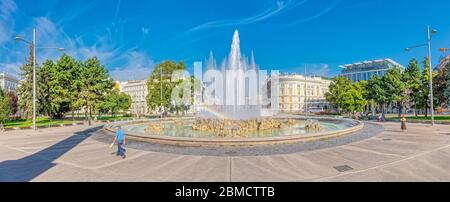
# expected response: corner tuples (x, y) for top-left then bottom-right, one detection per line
(102, 116), (364, 147)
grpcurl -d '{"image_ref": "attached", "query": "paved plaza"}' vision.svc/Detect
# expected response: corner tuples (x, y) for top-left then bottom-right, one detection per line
(0, 122), (450, 182)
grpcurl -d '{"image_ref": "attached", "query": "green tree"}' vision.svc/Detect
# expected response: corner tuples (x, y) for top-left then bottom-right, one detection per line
(418, 57), (436, 117)
(404, 59), (423, 116)
(325, 76), (353, 113)
(367, 75), (388, 120)
(354, 80), (369, 114)
(79, 57), (114, 125)
(382, 67), (408, 117)
(0, 88), (12, 124)
(17, 44), (38, 118)
(38, 60), (54, 117)
(146, 61), (186, 116)
(68, 60), (83, 121)
(98, 90), (131, 117)
(341, 87), (367, 115)
(7, 91), (18, 116)
(46, 54), (80, 119)
(170, 74), (202, 115)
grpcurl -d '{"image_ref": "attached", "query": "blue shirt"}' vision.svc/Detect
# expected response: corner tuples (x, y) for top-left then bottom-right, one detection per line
(116, 129), (125, 141)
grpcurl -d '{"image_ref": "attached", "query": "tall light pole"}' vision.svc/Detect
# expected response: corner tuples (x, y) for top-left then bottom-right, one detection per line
(427, 25), (435, 126)
(15, 29), (65, 130)
(405, 25), (437, 126)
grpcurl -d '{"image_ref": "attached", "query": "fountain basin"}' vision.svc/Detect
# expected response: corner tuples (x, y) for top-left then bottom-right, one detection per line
(102, 117), (363, 147)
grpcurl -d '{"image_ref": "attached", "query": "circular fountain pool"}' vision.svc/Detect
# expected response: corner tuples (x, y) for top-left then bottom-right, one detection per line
(103, 117), (363, 147)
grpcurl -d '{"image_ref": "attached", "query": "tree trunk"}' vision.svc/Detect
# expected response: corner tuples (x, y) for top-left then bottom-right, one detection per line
(72, 110), (75, 122)
(88, 107), (92, 126)
(381, 103), (386, 121)
(371, 100), (376, 117)
(414, 100), (417, 117)
(398, 101), (402, 118)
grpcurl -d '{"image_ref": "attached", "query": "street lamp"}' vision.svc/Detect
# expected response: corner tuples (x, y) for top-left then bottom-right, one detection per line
(405, 25), (437, 126)
(15, 28), (65, 130)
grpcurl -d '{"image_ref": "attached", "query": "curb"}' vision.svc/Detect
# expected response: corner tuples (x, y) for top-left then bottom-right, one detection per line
(102, 118), (364, 147)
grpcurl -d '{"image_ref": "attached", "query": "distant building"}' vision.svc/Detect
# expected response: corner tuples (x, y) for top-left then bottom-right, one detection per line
(120, 80), (149, 115)
(340, 58), (404, 82)
(0, 72), (19, 93)
(275, 74), (332, 113)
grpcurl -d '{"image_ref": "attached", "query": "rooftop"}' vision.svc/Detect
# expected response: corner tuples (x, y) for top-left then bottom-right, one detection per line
(339, 58), (404, 69)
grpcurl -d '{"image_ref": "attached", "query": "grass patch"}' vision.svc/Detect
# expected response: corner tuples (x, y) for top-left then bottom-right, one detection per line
(387, 115), (450, 122)
(96, 115), (131, 121)
(3, 118), (75, 129)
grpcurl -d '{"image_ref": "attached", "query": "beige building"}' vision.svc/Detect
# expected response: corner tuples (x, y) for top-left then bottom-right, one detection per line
(276, 74), (331, 113)
(0, 72), (19, 93)
(120, 80), (149, 115)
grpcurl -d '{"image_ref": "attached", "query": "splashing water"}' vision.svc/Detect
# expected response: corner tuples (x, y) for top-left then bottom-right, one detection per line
(198, 30), (272, 120)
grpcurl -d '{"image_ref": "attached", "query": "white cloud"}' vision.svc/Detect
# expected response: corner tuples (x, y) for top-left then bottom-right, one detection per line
(3, 16), (151, 82)
(187, 0), (307, 33)
(18, 17), (120, 66)
(0, 2), (153, 83)
(109, 51), (155, 81)
(0, 62), (21, 77)
(0, 0), (17, 45)
(284, 0), (341, 26)
(307, 64), (330, 77)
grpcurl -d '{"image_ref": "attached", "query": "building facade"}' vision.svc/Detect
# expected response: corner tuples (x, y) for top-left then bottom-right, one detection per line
(276, 74), (331, 113)
(120, 80), (149, 115)
(340, 58), (404, 82)
(0, 73), (19, 92)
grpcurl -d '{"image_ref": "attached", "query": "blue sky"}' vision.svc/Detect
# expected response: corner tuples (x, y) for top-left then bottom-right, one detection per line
(1, 0), (450, 81)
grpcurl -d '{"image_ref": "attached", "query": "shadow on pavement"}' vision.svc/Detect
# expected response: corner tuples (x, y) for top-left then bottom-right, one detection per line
(0, 126), (103, 182)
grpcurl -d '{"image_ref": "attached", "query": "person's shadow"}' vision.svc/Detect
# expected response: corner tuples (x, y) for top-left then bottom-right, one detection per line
(0, 126), (103, 182)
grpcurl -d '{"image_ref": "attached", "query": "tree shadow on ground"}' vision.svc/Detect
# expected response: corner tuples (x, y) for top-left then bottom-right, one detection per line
(0, 126), (103, 182)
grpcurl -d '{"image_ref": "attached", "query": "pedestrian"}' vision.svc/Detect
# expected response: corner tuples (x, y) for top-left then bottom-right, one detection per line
(400, 115), (407, 133)
(113, 126), (127, 159)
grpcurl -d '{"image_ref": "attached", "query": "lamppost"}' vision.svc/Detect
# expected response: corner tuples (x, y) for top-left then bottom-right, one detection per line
(15, 28), (65, 130)
(405, 25), (437, 126)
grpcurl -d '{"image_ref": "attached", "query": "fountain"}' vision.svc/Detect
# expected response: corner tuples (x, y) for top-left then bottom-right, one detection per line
(198, 30), (272, 120)
(305, 119), (321, 132)
(191, 118), (295, 138)
(104, 30), (364, 146)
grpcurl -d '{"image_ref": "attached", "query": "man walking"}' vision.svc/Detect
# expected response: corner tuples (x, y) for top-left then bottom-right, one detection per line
(113, 126), (127, 159)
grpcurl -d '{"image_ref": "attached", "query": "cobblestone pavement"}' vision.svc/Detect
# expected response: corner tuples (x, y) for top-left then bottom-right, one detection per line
(0, 122), (449, 182)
